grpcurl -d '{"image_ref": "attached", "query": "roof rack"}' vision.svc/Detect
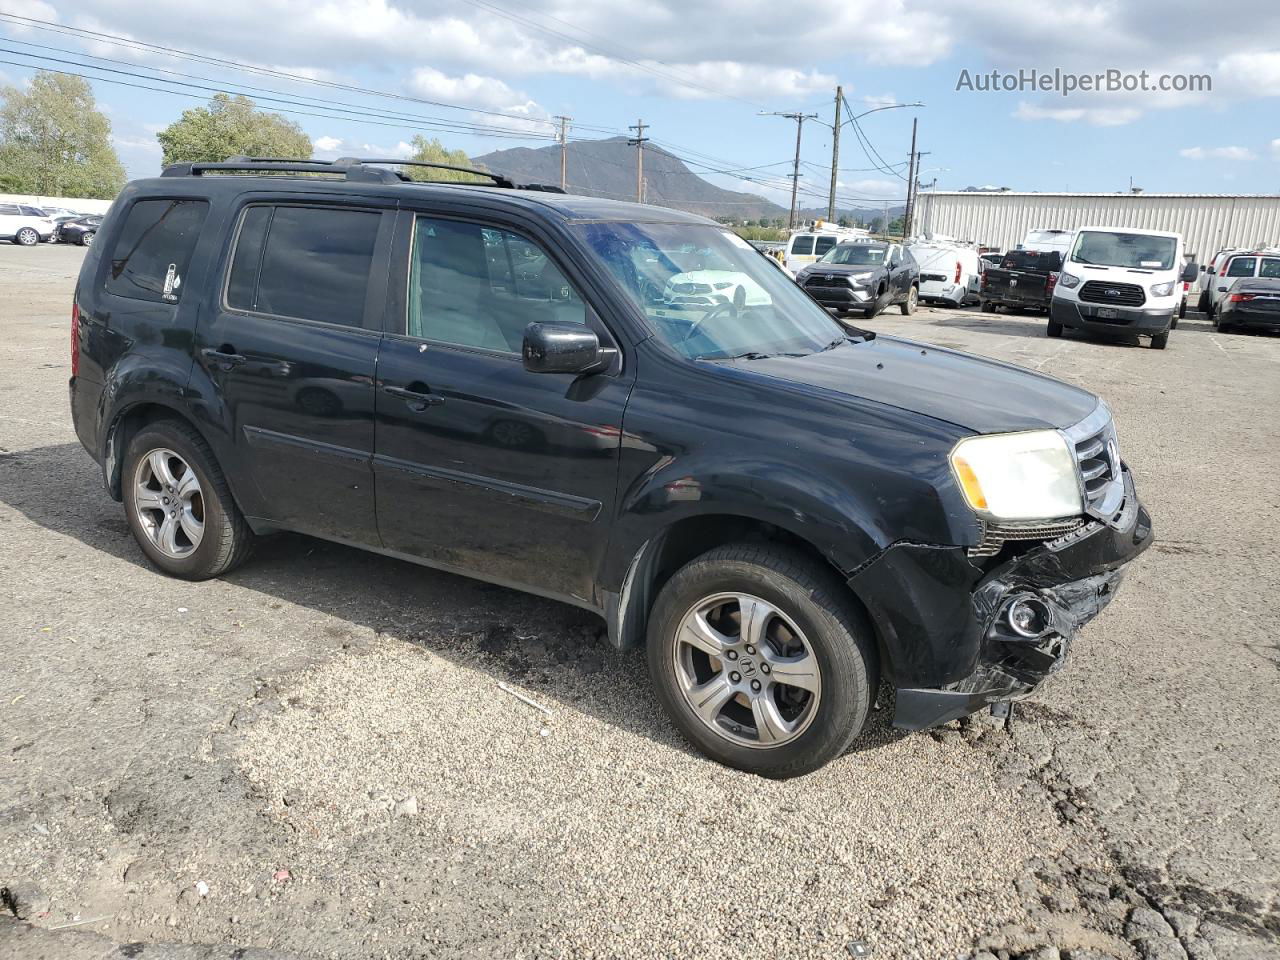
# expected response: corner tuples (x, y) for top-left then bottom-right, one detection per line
(160, 155), (564, 193)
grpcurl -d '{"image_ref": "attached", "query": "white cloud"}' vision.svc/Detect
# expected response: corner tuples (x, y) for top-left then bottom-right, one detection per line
(112, 134), (161, 154)
(835, 178), (904, 200)
(1013, 102), (1141, 127)
(1179, 145), (1256, 161)
(311, 138), (415, 160)
(312, 135), (343, 152)
(1271, 139), (1280, 159)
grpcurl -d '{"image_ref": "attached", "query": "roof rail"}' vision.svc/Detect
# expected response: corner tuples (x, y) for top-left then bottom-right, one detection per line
(160, 155), (565, 193)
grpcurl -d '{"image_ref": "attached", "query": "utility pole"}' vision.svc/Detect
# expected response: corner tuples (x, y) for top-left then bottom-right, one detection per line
(554, 115), (571, 191)
(827, 86), (842, 223)
(902, 116), (918, 239)
(628, 119), (648, 202)
(762, 111), (819, 231)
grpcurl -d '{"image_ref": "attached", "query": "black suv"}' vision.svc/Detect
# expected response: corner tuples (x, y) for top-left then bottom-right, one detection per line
(795, 240), (920, 318)
(70, 157), (1152, 777)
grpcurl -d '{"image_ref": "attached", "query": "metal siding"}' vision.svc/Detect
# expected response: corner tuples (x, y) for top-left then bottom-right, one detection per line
(915, 192), (1280, 263)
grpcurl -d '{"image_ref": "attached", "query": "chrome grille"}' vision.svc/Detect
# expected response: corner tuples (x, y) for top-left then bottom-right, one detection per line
(1063, 404), (1125, 522)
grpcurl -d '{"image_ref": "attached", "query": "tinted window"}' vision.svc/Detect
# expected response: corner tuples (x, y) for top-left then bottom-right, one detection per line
(20, 205), (45, 217)
(821, 243), (886, 265)
(814, 236), (837, 256)
(105, 199), (209, 303)
(1226, 256), (1257, 278)
(1003, 250), (1062, 271)
(409, 217), (585, 352)
(1260, 258), (1280, 279)
(228, 206), (380, 327)
(790, 236), (814, 255)
(0, 204), (18, 215)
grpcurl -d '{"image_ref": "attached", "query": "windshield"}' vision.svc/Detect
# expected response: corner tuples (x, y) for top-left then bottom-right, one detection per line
(576, 222), (849, 360)
(1071, 231), (1177, 270)
(819, 243), (887, 266)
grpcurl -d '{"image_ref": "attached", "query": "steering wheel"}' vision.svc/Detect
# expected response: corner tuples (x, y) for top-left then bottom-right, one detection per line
(681, 300), (739, 343)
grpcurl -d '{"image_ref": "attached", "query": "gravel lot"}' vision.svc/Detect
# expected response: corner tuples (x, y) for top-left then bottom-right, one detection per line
(2, 243), (1277, 960)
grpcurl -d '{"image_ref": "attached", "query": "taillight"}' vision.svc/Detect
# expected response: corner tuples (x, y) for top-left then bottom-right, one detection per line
(1047, 271), (1059, 294)
(980, 272), (988, 290)
(1220, 262), (1229, 276)
(954, 261), (962, 283)
(1229, 293), (1255, 302)
(71, 301), (80, 377)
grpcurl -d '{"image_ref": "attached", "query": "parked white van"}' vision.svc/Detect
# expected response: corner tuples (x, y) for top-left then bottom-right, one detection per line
(909, 240), (981, 306)
(783, 223), (870, 273)
(1049, 226), (1197, 350)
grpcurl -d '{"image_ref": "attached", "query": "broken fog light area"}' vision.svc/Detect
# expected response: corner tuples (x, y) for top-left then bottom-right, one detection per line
(1006, 596), (1052, 637)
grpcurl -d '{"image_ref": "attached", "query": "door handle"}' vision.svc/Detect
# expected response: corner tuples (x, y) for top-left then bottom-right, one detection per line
(383, 384), (444, 409)
(201, 347), (246, 369)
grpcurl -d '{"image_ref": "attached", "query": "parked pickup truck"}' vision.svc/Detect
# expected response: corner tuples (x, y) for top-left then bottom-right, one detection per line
(980, 249), (1063, 314)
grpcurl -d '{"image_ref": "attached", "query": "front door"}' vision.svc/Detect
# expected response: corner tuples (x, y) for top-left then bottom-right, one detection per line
(192, 201), (394, 544)
(373, 211), (632, 604)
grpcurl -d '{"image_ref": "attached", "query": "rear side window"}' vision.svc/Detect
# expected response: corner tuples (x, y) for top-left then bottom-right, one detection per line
(1260, 258), (1280, 279)
(814, 236), (837, 256)
(1226, 256), (1256, 278)
(790, 235), (814, 256)
(20, 205), (45, 217)
(105, 199), (209, 303)
(0, 204), (18, 215)
(226, 205), (380, 328)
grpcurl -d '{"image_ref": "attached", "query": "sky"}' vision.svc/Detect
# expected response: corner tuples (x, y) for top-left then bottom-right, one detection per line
(2, 0), (1280, 210)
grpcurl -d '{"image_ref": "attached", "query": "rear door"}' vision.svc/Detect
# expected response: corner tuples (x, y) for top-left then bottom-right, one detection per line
(0, 203), (20, 238)
(191, 200), (393, 544)
(372, 208), (632, 604)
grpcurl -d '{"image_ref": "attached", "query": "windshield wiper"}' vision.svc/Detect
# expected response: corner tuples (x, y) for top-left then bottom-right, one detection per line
(699, 351), (775, 361)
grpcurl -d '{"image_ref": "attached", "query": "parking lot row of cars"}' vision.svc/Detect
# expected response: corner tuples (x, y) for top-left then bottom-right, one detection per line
(0, 202), (103, 246)
(777, 222), (1279, 346)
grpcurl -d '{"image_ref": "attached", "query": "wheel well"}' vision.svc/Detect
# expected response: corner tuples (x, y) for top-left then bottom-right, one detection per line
(104, 403), (195, 500)
(616, 514), (866, 650)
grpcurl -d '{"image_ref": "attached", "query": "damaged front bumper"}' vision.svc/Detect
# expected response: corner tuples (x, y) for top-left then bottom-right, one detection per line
(850, 467), (1153, 731)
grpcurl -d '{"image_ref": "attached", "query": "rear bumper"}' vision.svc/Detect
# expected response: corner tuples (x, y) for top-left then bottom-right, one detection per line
(849, 466), (1153, 731)
(1220, 307), (1280, 329)
(920, 280), (966, 304)
(1052, 297), (1173, 336)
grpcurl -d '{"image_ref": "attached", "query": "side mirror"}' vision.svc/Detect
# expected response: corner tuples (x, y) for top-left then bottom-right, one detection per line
(1181, 263), (1198, 283)
(522, 321), (610, 374)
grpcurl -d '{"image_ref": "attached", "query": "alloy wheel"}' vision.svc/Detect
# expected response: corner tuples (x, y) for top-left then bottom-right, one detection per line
(132, 448), (205, 558)
(17, 228), (38, 246)
(671, 592), (822, 749)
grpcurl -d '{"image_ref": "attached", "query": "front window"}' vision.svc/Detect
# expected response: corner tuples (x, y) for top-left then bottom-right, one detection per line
(819, 243), (888, 266)
(577, 222), (848, 360)
(1070, 231), (1177, 270)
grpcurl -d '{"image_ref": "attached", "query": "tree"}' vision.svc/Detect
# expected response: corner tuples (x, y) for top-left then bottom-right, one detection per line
(156, 93), (311, 166)
(0, 71), (125, 198)
(401, 135), (486, 182)
(869, 216), (886, 234)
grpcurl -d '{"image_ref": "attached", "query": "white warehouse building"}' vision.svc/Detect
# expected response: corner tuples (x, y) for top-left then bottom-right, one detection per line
(913, 191), (1280, 263)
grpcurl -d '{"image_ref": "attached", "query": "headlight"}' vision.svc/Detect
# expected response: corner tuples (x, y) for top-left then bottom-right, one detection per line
(851, 272), (873, 282)
(1057, 272), (1081, 289)
(950, 431), (1082, 521)
(1150, 280), (1175, 297)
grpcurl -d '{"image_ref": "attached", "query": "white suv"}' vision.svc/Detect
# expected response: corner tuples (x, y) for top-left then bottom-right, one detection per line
(0, 203), (56, 245)
(1201, 249), (1280, 317)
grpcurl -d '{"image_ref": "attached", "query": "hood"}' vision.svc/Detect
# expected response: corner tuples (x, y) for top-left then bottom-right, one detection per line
(798, 261), (884, 278)
(726, 335), (1099, 434)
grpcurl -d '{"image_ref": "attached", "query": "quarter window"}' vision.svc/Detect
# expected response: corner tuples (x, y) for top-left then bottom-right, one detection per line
(226, 205), (380, 328)
(408, 217), (585, 352)
(105, 199), (209, 303)
(1226, 256), (1257, 278)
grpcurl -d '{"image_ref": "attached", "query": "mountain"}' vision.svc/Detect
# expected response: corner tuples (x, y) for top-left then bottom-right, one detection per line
(475, 137), (907, 226)
(474, 136), (787, 220)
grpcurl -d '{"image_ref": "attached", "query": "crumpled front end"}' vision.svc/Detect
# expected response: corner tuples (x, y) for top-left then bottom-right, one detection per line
(850, 467), (1153, 731)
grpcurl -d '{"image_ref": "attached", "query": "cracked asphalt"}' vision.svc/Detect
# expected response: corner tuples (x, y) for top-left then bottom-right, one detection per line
(2, 244), (1278, 960)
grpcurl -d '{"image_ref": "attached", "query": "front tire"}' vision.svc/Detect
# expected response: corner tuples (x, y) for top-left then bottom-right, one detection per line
(1150, 330), (1169, 350)
(980, 300), (996, 313)
(863, 287), (886, 319)
(646, 543), (877, 778)
(122, 420), (254, 580)
(1047, 318), (1063, 338)
(899, 285), (918, 315)
(80, 232), (94, 247)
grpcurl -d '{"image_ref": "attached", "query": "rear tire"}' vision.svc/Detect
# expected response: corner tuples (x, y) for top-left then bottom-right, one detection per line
(1197, 289), (1209, 313)
(1150, 331), (1169, 350)
(122, 419), (254, 580)
(16, 227), (39, 246)
(980, 300), (996, 313)
(646, 543), (878, 779)
(1047, 318), (1063, 338)
(899, 286), (918, 315)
